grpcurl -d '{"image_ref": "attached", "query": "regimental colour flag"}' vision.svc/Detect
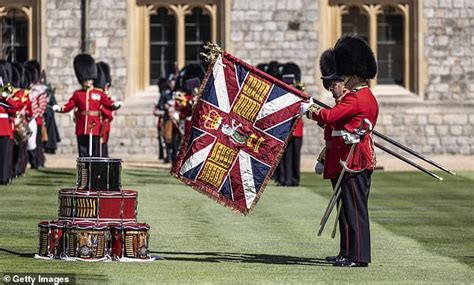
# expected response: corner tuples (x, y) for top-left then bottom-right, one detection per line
(171, 51), (309, 215)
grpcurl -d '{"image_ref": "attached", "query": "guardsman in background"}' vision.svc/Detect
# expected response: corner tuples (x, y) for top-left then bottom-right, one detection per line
(25, 60), (48, 168)
(96, 61), (114, 157)
(0, 63), (19, 185)
(302, 35), (379, 267)
(279, 62), (304, 186)
(154, 73), (176, 163)
(43, 70), (61, 154)
(10, 63), (33, 175)
(53, 54), (122, 157)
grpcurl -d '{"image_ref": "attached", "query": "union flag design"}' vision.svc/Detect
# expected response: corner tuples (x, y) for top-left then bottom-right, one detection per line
(171, 51), (309, 214)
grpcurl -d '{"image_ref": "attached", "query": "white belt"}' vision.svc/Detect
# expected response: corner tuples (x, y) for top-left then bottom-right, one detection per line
(332, 130), (360, 144)
(0, 113), (9, 119)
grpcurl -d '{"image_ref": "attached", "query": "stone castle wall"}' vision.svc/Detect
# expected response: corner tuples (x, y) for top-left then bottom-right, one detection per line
(42, 0), (473, 156)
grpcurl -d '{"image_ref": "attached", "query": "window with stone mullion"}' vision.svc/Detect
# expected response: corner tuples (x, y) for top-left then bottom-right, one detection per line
(185, 7), (210, 67)
(1, 9), (28, 63)
(150, 8), (176, 85)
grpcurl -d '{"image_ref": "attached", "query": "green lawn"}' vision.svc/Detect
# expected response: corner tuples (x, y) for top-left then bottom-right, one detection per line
(0, 168), (473, 284)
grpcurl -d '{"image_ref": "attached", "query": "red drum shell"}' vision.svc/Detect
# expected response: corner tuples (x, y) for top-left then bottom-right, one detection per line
(58, 188), (137, 223)
(37, 220), (66, 258)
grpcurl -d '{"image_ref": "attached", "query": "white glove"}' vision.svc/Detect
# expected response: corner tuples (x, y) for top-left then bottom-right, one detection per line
(52, 105), (61, 112)
(300, 101), (312, 114)
(1, 92), (7, 98)
(314, 161), (324, 175)
(113, 101), (123, 109)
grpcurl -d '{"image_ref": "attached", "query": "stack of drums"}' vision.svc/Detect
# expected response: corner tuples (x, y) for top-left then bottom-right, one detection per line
(36, 157), (153, 261)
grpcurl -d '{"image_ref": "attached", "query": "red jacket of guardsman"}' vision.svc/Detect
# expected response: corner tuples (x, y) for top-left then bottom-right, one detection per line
(309, 86), (378, 179)
(100, 105), (113, 142)
(0, 96), (19, 137)
(60, 87), (115, 136)
(292, 117), (303, 138)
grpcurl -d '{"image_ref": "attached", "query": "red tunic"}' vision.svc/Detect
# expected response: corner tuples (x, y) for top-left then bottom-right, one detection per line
(293, 117), (303, 138)
(60, 88), (115, 136)
(0, 97), (19, 137)
(100, 107), (113, 143)
(310, 87), (379, 179)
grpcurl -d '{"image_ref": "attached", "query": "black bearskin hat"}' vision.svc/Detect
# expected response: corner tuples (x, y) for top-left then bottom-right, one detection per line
(11, 63), (21, 88)
(175, 64), (206, 93)
(94, 63), (107, 90)
(24, 60), (41, 83)
(281, 62), (301, 85)
(333, 35), (377, 80)
(0, 60), (12, 85)
(266, 61), (282, 79)
(319, 49), (343, 90)
(73, 53), (98, 84)
(256, 63), (269, 73)
(11, 62), (27, 88)
(97, 61), (111, 86)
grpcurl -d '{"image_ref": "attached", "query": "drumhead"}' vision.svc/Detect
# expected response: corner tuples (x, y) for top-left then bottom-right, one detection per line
(38, 220), (65, 229)
(76, 157), (122, 164)
(66, 221), (108, 230)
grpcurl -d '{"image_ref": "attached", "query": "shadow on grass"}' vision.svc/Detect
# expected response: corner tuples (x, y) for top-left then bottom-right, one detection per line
(150, 251), (331, 266)
(0, 248), (35, 258)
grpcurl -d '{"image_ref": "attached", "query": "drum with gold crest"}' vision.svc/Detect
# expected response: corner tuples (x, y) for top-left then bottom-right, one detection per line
(64, 221), (108, 260)
(109, 223), (150, 259)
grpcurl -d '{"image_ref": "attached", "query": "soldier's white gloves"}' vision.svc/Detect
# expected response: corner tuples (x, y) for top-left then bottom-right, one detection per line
(1, 92), (7, 98)
(314, 161), (324, 175)
(300, 101), (312, 114)
(52, 105), (61, 112)
(112, 101), (123, 110)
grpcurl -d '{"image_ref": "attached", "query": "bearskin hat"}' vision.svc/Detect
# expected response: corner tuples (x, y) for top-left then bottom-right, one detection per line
(97, 61), (111, 86)
(24, 60), (41, 83)
(94, 63), (107, 90)
(267, 61), (282, 79)
(281, 62), (301, 85)
(256, 63), (269, 73)
(0, 60), (12, 85)
(333, 35), (377, 80)
(319, 49), (343, 90)
(11, 63), (21, 88)
(175, 63), (206, 93)
(11, 62), (27, 88)
(73, 53), (98, 84)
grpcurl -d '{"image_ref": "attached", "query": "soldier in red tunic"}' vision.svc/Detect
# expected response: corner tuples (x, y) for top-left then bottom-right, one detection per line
(95, 62), (114, 157)
(279, 62), (304, 186)
(0, 63), (20, 185)
(53, 54), (121, 157)
(302, 35), (379, 267)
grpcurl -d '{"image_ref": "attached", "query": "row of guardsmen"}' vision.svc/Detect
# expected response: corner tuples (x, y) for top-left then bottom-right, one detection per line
(0, 60), (60, 185)
(0, 54), (122, 185)
(153, 63), (206, 164)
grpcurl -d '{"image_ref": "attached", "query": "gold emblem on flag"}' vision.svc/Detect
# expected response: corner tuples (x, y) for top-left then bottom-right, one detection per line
(202, 109), (222, 130)
(232, 75), (270, 122)
(198, 143), (237, 187)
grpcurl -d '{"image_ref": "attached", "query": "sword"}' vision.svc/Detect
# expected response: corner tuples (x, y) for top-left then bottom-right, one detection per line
(310, 98), (455, 176)
(318, 119), (372, 236)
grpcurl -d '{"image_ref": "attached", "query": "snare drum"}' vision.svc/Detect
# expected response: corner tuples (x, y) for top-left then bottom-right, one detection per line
(110, 223), (150, 259)
(65, 222), (108, 259)
(58, 188), (137, 223)
(76, 157), (122, 191)
(38, 220), (65, 258)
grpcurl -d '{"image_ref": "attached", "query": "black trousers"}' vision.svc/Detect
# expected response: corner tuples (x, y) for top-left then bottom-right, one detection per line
(331, 170), (372, 263)
(77, 135), (100, 157)
(36, 126), (45, 167)
(0, 136), (10, 184)
(275, 137), (302, 186)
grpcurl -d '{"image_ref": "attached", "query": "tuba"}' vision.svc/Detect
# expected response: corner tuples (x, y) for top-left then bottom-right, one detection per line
(13, 107), (32, 144)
